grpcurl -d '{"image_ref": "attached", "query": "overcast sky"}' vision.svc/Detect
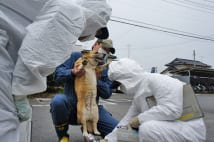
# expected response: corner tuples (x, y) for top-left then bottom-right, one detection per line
(82, 0), (214, 72)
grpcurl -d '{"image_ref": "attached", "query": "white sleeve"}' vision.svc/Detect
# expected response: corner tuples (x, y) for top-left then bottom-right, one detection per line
(12, 0), (84, 96)
(118, 102), (139, 126)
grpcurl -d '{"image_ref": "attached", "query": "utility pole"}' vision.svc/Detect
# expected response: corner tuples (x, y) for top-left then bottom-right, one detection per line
(193, 50), (196, 67)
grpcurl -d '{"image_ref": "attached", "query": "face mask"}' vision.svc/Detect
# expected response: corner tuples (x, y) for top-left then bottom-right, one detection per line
(98, 48), (109, 62)
(98, 47), (108, 54)
(94, 53), (105, 62)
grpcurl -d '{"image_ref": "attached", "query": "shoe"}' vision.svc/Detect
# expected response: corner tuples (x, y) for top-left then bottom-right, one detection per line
(60, 136), (69, 142)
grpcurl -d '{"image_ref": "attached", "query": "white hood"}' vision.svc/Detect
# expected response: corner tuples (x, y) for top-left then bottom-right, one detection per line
(18, 0), (112, 72)
(77, 0), (112, 37)
(108, 58), (145, 96)
(9, 0), (112, 95)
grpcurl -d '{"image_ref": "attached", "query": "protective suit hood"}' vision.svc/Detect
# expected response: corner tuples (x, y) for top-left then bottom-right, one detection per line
(18, 0), (112, 72)
(76, 0), (112, 38)
(2, 0), (112, 96)
(108, 58), (145, 96)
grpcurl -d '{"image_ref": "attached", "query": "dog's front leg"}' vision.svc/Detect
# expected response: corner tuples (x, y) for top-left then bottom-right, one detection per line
(82, 119), (88, 136)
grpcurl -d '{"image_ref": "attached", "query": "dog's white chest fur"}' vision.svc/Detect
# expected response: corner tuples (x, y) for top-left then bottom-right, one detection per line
(85, 68), (97, 89)
(84, 67), (97, 113)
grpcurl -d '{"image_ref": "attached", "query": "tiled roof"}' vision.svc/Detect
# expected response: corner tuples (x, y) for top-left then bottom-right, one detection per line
(165, 58), (211, 67)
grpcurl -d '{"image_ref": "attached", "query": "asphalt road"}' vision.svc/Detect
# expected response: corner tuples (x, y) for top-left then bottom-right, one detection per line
(30, 93), (214, 142)
(197, 94), (214, 142)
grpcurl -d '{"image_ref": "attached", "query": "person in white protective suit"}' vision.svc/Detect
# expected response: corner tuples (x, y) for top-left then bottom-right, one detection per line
(104, 58), (206, 142)
(0, 0), (111, 141)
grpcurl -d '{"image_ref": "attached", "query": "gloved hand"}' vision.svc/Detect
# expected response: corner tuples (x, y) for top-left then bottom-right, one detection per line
(13, 95), (32, 122)
(129, 116), (140, 129)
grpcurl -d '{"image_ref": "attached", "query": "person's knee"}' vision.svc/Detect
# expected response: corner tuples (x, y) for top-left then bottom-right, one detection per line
(50, 94), (70, 124)
(139, 121), (161, 141)
(97, 106), (118, 137)
(51, 94), (67, 108)
(139, 121), (153, 135)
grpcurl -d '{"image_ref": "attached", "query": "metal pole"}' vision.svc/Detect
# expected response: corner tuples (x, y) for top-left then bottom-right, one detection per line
(193, 50), (196, 67)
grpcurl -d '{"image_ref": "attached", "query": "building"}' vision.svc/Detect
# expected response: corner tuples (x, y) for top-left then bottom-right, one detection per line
(161, 58), (214, 94)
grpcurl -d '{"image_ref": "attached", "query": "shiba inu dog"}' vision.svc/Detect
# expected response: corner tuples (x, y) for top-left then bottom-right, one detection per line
(74, 50), (108, 137)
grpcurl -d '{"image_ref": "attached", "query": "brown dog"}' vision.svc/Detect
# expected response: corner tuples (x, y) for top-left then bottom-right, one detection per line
(74, 50), (108, 137)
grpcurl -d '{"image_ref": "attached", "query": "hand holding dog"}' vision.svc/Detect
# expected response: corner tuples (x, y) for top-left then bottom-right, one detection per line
(72, 64), (85, 77)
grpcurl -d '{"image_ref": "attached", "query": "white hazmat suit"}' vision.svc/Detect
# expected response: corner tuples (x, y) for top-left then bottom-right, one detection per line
(0, 0), (111, 141)
(106, 58), (206, 142)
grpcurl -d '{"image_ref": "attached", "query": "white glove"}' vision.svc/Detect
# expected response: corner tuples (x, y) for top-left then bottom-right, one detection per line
(13, 95), (32, 122)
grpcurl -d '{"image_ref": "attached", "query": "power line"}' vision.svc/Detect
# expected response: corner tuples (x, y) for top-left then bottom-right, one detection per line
(110, 18), (214, 42)
(161, 0), (214, 14)
(111, 16), (214, 41)
(173, 0), (214, 11)
(112, 16), (205, 37)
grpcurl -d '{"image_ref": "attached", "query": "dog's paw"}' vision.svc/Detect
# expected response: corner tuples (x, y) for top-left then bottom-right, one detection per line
(94, 130), (101, 136)
(83, 131), (89, 137)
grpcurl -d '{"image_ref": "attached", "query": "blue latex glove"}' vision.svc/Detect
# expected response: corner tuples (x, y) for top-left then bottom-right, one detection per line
(13, 95), (32, 122)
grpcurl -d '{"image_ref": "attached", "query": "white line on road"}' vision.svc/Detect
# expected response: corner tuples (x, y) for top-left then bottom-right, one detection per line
(32, 105), (50, 107)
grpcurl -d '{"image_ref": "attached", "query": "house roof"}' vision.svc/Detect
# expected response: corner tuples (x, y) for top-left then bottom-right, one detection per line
(165, 58), (211, 68)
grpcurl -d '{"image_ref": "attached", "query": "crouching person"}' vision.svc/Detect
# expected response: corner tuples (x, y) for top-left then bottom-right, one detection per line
(50, 39), (118, 142)
(102, 58), (206, 142)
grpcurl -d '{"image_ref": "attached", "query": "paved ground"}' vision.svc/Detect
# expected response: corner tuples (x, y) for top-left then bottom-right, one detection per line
(28, 93), (214, 142)
(197, 94), (214, 142)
